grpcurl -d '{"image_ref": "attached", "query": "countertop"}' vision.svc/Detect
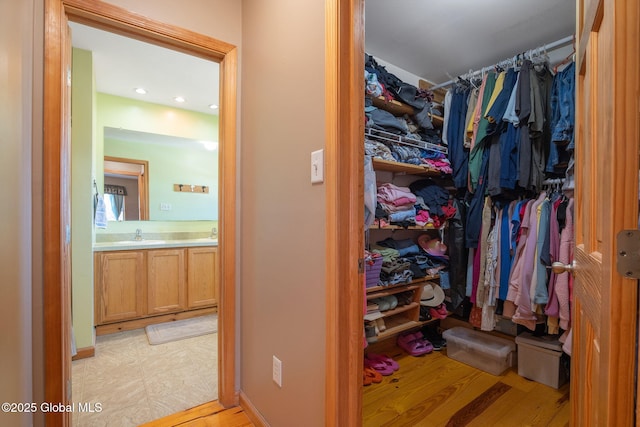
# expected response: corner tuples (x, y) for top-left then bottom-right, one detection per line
(93, 238), (218, 251)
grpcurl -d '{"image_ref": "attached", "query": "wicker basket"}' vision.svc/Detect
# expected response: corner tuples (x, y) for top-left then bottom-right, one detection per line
(365, 256), (383, 288)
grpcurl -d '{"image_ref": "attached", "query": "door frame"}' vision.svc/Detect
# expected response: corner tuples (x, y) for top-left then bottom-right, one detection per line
(325, 0), (365, 425)
(43, 0), (238, 424)
(328, 0), (640, 425)
(103, 156), (150, 220)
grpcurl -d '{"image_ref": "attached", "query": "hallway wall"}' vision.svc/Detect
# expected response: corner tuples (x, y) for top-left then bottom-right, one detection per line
(1, 1), (242, 426)
(3, 1), (329, 426)
(0, 0), (42, 425)
(240, 0), (327, 425)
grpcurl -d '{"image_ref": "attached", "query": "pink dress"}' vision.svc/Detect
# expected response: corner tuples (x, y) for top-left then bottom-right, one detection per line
(556, 198), (574, 330)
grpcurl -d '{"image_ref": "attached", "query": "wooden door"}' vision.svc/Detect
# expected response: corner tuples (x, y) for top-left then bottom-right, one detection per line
(187, 247), (218, 308)
(147, 249), (186, 314)
(95, 252), (146, 323)
(572, 0), (639, 425)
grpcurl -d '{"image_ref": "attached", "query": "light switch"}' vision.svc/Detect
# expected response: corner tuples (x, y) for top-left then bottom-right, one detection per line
(311, 149), (324, 184)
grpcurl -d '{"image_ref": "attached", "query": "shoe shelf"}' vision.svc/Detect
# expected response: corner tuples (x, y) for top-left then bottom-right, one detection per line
(366, 285), (422, 300)
(365, 275), (438, 295)
(367, 316), (442, 344)
(417, 313), (451, 328)
(377, 301), (419, 318)
(367, 317), (420, 343)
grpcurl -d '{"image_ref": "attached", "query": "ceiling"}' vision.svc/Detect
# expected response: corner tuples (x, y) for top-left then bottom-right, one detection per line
(70, 22), (219, 116)
(365, 0), (576, 85)
(70, 2), (575, 114)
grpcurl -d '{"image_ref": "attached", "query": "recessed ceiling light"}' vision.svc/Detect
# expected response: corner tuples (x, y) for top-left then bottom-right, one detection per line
(208, 104), (218, 110)
(135, 87), (147, 94)
(174, 96), (185, 103)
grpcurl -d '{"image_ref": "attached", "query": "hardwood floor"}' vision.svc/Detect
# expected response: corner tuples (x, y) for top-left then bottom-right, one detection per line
(139, 402), (254, 427)
(138, 331), (569, 427)
(363, 335), (570, 427)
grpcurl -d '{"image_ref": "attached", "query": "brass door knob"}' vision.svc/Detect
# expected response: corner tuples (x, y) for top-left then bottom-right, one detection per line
(551, 261), (576, 276)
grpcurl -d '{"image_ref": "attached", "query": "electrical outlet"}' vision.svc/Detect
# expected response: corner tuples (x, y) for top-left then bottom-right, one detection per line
(160, 202), (172, 211)
(272, 355), (282, 387)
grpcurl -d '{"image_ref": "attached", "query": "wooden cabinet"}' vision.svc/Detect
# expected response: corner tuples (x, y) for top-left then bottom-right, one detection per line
(95, 245), (218, 331)
(187, 247), (218, 308)
(147, 249), (186, 314)
(95, 251), (146, 323)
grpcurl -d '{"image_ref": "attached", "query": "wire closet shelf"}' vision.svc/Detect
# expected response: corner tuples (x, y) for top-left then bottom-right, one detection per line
(365, 127), (449, 157)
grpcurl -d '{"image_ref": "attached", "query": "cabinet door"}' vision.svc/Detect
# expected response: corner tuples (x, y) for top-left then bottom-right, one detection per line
(147, 249), (186, 314)
(96, 251), (145, 324)
(187, 247), (218, 308)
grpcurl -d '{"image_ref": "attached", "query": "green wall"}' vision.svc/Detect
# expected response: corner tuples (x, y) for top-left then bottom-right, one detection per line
(71, 48), (96, 350)
(71, 49), (220, 350)
(97, 93), (219, 221)
(104, 135), (218, 221)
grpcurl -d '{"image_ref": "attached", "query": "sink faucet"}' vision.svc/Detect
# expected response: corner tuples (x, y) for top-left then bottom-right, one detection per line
(134, 228), (143, 241)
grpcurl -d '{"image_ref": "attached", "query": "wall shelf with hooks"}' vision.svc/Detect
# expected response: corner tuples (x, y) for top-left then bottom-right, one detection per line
(173, 184), (210, 194)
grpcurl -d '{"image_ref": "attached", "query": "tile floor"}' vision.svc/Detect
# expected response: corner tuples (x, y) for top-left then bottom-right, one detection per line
(71, 328), (218, 427)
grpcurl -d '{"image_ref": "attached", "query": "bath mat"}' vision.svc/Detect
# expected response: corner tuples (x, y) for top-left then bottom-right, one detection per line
(145, 314), (217, 345)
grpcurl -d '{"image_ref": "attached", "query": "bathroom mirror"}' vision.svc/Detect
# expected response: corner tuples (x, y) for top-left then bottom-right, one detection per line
(104, 127), (218, 221)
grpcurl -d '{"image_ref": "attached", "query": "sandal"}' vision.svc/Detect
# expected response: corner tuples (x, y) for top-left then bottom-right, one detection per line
(364, 357), (394, 376)
(366, 353), (399, 372)
(397, 332), (433, 356)
(363, 366), (383, 385)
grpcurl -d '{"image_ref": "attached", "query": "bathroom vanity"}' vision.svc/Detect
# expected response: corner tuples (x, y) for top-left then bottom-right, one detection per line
(93, 238), (218, 335)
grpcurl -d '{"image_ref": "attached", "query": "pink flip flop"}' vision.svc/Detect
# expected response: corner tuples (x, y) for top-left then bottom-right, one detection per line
(364, 357), (394, 376)
(366, 353), (399, 371)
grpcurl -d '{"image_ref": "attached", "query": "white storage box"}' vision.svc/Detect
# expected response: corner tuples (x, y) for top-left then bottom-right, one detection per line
(515, 332), (567, 389)
(443, 327), (516, 376)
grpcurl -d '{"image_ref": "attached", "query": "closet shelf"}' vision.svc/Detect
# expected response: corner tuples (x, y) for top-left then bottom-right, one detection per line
(371, 95), (414, 116)
(376, 302), (419, 319)
(365, 275), (439, 295)
(366, 128), (448, 156)
(369, 223), (441, 231)
(371, 158), (447, 177)
(369, 95), (444, 126)
(366, 284), (423, 300)
(366, 317), (440, 344)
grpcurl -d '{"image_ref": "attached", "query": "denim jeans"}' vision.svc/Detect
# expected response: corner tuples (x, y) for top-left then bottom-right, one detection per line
(547, 62), (575, 172)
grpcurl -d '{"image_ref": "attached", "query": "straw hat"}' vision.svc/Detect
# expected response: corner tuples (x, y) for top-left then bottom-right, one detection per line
(419, 282), (445, 307)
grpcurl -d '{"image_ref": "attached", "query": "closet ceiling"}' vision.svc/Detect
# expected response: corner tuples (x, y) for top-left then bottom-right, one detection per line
(71, 2), (575, 114)
(365, 0), (576, 84)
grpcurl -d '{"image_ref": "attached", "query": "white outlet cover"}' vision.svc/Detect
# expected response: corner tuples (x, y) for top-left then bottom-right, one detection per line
(311, 149), (324, 184)
(272, 355), (282, 387)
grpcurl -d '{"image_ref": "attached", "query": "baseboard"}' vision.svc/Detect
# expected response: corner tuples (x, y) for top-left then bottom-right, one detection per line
(95, 307), (217, 336)
(72, 346), (95, 360)
(239, 390), (269, 427)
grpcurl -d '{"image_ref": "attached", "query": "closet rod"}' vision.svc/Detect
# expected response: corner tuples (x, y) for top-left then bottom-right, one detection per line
(429, 35), (574, 91)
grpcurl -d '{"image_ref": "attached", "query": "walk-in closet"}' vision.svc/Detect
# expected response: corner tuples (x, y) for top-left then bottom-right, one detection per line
(362, 2), (578, 425)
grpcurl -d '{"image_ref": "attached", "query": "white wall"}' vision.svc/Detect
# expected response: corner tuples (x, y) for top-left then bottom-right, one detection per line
(240, 0), (327, 424)
(6, 1), (331, 425)
(0, 0), (41, 425)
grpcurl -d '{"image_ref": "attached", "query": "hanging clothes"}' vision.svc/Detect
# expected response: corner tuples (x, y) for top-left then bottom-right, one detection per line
(446, 87), (471, 189)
